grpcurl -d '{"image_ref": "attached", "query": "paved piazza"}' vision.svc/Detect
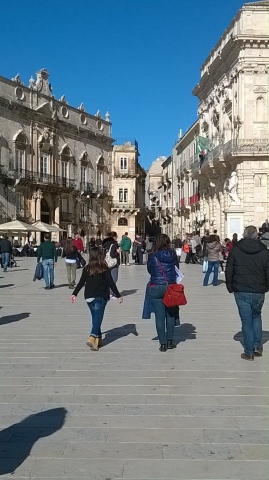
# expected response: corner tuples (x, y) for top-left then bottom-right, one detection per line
(0, 256), (268, 480)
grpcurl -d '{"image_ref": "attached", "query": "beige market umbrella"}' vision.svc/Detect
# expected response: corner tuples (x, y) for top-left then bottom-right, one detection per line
(0, 220), (42, 234)
(32, 221), (66, 232)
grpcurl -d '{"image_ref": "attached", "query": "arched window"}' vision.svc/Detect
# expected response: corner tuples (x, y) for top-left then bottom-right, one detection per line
(118, 217), (128, 226)
(13, 131), (27, 173)
(60, 144), (72, 181)
(96, 155), (104, 191)
(256, 96), (265, 122)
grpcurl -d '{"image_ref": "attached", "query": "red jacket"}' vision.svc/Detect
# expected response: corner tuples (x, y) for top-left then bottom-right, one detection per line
(73, 238), (84, 252)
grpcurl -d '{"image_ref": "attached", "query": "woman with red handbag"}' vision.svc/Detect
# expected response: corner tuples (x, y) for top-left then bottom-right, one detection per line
(147, 234), (179, 352)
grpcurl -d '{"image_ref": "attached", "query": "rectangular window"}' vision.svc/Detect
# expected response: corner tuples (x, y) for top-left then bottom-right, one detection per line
(61, 198), (69, 212)
(120, 157), (128, 170)
(62, 162), (68, 178)
(16, 193), (23, 212)
(97, 169), (103, 187)
(15, 149), (24, 172)
(81, 166), (87, 184)
(119, 188), (128, 202)
(97, 203), (103, 224)
(40, 155), (48, 178)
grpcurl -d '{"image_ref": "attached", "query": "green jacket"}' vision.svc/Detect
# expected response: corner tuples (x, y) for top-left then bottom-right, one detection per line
(120, 236), (132, 251)
(37, 241), (57, 262)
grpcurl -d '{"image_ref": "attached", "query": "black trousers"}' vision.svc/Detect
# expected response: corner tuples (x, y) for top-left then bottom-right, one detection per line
(136, 248), (143, 265)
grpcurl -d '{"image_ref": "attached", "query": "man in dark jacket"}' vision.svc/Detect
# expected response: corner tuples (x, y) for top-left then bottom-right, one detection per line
(0, 236), (12, 272)
(37, 234), (57, 290)
(225, 225), (269, 361)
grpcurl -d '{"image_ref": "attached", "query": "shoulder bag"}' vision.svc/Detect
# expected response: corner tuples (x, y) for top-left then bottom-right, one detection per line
(105, 244), (117, 268)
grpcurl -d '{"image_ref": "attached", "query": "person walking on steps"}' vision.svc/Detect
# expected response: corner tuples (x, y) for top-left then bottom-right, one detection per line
(37, 233), (57, 290)
(120, 232), (132, 265)
(225, 225), (269, 361)
(102, 232), (120, 298)
(203, 234), (222, 287)
(62, 238), (81, 289)
(0, 235), (12, 272)
(71, 247), (123, 351)
(147, 233), (179, 352)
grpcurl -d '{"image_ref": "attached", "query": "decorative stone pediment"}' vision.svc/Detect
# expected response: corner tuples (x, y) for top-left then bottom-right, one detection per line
(35, 102), (53, 117)
(254, 86), (267, 93)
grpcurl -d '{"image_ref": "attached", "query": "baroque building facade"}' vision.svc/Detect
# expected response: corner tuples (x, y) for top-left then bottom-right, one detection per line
(192, 0), (269, 239)
(157, 0), (269, 240)
(110, 141), (146, 239)
(0, 68), (113, 240)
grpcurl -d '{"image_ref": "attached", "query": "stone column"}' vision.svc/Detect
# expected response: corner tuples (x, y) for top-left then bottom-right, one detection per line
(35, 190), (43, 244)
(208, 195), (213, 232)
(219, 190), (225, 241)
(30, 196), (36, 223)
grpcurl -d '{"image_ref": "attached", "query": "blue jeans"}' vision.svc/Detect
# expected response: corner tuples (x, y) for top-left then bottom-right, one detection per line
(203, 260), (219, 286)
(148, 285), (176, 345)
(87, 297), (107, 337)
(42, 259), (54, 287)
(1, 253), (10, 271)
(234, 292), (265, 356)
(110, 266), (119, 296)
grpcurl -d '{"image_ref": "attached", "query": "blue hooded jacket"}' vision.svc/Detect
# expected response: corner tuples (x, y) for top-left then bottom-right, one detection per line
(147, 249), (178, 285)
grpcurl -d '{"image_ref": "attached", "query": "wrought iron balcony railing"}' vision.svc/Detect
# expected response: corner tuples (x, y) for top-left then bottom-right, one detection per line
(114, 168), (137, 177)
(12, 168), (76, 189)
(80, 182), (94, 193)
(111, 202), (137, 210)
(223, 138), (269, 156)
(96, 186), (109, 197)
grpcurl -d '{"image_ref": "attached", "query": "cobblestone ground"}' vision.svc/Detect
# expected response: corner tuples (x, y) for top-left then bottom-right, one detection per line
(0, 256), (268, 479)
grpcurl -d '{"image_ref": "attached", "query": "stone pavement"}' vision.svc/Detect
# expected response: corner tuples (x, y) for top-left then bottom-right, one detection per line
(0, 256), (268, 480)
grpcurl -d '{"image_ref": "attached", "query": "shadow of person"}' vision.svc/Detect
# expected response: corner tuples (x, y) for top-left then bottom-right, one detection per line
(152, 323), (196, 345)
(234, 330), (269, 347)
(120, 289), (138, 297)
(102, 323), (138, 346)
(0, 313), (30, 326)
(0, 284), (14, 289)
(0, 407), (67, 475)
(173, 323), (197, 345)
(53, 283), (69, 289)
(7, 268), (29, 272)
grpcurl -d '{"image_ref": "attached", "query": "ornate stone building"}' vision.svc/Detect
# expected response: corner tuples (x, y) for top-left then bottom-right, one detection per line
(146, 156), (166, 236)
(110, 141), (146, 239)
(0, 68), (113, 240)
(191, 0), (269, 239)
(175, 120), (201, 236)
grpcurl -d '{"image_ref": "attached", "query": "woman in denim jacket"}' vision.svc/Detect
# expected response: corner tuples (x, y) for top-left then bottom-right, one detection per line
(147, 234), (179, 352)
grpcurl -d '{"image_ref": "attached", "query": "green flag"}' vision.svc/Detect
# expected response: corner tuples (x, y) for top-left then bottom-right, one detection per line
(196, 136), (208, 155)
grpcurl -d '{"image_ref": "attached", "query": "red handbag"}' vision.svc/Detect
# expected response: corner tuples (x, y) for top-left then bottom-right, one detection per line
(158, 260), (187, 307)
(163, 283), (187, 307)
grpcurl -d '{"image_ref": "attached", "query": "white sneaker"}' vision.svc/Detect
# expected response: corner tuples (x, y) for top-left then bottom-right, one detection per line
(110, 295), (117, 300)
(219, 271), (225, 274)
(127, 263), (130, 266)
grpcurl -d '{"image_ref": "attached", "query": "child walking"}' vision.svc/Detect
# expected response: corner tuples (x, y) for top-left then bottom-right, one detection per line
(71, 247), (123, 350)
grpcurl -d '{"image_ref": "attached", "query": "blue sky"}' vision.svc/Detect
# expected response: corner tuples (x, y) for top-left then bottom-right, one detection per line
(1, 0), (244, 169)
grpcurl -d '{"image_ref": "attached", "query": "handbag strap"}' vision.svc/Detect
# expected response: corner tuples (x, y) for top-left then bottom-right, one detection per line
(157, 259), (168, 285)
